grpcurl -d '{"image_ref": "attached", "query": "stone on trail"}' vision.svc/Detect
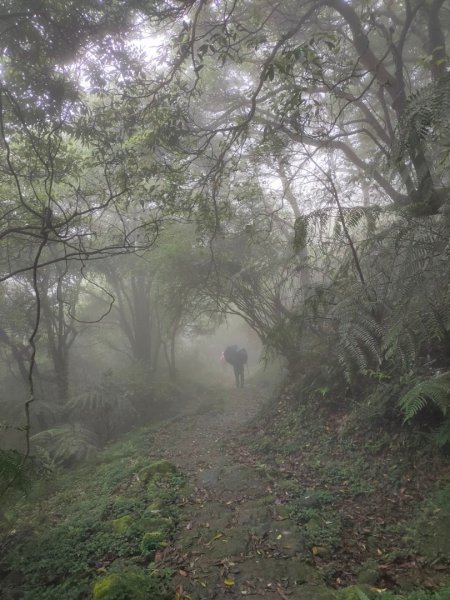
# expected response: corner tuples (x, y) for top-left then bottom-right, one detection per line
(216, 464), (272, 499)
(206, 527), (250, 558)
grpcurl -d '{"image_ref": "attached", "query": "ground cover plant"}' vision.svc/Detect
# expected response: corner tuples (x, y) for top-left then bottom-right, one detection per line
(0, 427), (183, 599)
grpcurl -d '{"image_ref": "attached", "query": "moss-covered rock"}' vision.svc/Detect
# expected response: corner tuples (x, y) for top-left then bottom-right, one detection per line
(138, 460), (177, 483)
(92, 569), (163, 600)
(110, 515), (133, 533)
(138, 514), (173, 532)
(140, 531), (166, 556)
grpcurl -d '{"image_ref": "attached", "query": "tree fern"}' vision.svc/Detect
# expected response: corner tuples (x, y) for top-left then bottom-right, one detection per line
(68, 376), (136, 441)
(394, 74), (450, 163)
(400, 375), (450, 422)
(31, 423), (98, 466)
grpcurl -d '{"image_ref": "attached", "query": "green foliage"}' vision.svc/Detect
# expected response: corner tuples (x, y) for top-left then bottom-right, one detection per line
(138, 460), (178, 483)
(1, 426), (183, 599)
(271, 203), (450, 433)
(293, 216), (308, 251)
(140, 531), (166, 557)
(400, 376), (450, 422)
(395, 75), (450, 166)
(287, 489), (342, 550)
(372, 584), (450, 599)
(334, 587), (371, 600)
(92, 568), (167, 600)
(68, 373), (136, 442)
(431, 417), (450, 448)
(403, 482), (450, 564)
(31, 423), (99, 466)
(0, 449), (30, 495)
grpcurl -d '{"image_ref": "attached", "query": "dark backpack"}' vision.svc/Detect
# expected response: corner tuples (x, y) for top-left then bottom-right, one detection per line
(224, 345), (247, 366)
(237, 348), (248, 365)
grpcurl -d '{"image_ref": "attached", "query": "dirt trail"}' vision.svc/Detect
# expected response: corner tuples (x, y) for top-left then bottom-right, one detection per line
(150, 386), (332, 600)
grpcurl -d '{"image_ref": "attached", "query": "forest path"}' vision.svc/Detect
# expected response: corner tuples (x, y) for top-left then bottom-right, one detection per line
(149, 386), (332, 600)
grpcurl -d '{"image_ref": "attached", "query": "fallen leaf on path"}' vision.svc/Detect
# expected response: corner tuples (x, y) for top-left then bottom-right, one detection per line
(224, 577), (235, 586)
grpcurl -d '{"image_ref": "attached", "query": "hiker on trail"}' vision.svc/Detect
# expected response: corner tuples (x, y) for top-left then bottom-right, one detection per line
(224, 345), (248, 388)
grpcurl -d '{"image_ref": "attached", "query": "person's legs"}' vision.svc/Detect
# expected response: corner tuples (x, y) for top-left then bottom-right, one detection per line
(238, 364), (244, 387)
(233, 365), (240, 388)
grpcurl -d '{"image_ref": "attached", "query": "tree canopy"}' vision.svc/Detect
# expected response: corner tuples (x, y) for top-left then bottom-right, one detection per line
(0, 0), (449, 492)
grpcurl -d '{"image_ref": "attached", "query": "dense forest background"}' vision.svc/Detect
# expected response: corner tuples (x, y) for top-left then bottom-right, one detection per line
(0, 1), (450, 597)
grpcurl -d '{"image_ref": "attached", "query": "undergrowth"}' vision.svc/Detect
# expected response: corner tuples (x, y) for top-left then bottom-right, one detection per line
(0, 427), (184, 599)
(240, 380), (450, 594)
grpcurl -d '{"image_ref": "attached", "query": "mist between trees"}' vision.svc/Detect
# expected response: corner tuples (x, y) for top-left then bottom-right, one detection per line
(0, 0), (449, 493)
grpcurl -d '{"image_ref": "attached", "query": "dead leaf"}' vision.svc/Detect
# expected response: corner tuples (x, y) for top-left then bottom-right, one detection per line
(224, 577), (235, 586)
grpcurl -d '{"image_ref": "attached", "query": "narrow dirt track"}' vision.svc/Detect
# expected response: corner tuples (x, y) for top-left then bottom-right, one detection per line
(149, 386), (332, 600)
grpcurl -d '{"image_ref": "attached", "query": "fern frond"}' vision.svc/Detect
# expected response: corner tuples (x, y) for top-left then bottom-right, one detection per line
(68, 384), (135, 419)
(400, 376), (450, 422)
(32, 423), (98, 466)
(394, 74), (450, 161)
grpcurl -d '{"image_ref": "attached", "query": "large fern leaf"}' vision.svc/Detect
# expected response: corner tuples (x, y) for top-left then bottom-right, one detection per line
(31, 423), (98, 466)
(400, 376), (450, 422)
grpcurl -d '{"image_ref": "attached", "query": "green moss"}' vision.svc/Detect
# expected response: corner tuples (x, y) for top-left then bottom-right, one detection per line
(145, 499), (164, 513)
(138, 460), (177, 483)
(92, 569), (163, 600)
(138, 514), (173, 531)
(141, 531), (166, 556)
(110, 515), (133, 533)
